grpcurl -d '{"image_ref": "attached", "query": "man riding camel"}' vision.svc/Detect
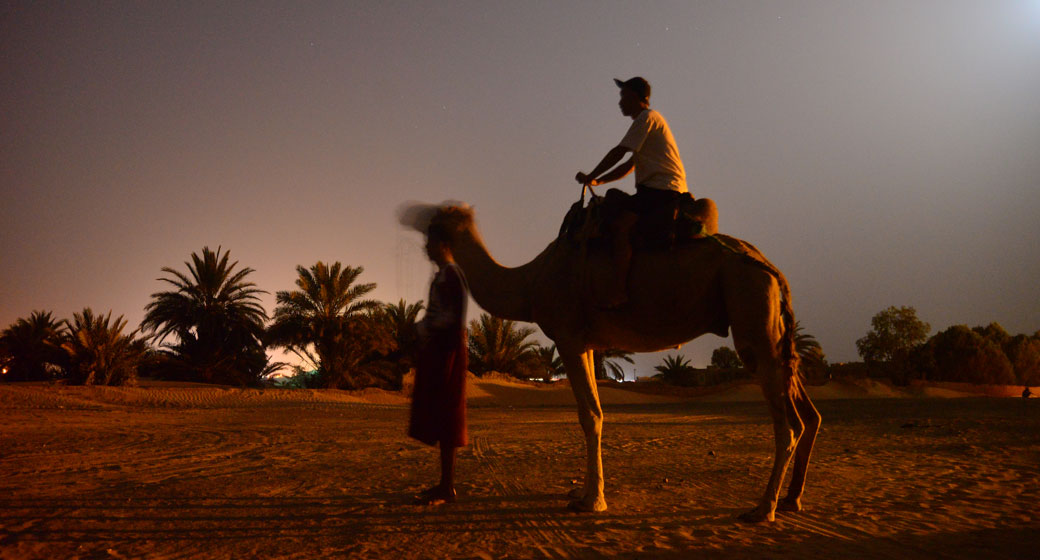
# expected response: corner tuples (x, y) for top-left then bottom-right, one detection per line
(575, 76), (689, 306)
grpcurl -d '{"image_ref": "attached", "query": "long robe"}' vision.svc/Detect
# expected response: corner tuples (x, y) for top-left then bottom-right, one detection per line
(408, 263), (468, 448)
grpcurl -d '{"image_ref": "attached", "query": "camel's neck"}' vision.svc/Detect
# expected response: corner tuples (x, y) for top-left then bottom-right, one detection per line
(451, 224), (536, 322)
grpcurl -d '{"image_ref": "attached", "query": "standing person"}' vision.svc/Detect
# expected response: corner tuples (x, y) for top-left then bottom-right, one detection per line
(409, 222), (469, 505)
(575, 76), (689, 306)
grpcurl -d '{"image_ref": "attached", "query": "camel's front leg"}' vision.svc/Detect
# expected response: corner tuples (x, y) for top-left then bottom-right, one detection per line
(560, 348), (607, 512)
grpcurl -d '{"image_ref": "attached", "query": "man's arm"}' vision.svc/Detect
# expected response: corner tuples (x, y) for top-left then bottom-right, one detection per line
(575, 145), (632, 186)
(590, 155), (635, 185)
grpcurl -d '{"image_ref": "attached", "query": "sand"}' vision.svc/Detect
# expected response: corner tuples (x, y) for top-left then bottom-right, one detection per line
(1, 379), (1038, 559)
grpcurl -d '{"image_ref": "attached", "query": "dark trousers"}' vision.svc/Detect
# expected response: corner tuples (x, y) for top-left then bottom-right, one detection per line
(607, 184), (681, 216)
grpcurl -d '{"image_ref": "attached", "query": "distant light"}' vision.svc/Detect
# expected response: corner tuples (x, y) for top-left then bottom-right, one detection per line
(1026, 1), (1040, 23)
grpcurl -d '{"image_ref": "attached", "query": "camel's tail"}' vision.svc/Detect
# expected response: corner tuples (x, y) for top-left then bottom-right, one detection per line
(709, 234), (802, 393)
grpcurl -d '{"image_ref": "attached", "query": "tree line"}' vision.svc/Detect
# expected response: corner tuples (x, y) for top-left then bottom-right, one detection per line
(626, 306), (1038, 390)
(0, 246), (632, 388)
(684, 306), (1038, 388)
(855, 306), (1040, 386)
(8, 248), (1028, 390)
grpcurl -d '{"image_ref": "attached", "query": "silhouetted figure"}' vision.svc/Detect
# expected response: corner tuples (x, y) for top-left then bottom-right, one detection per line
(575, 76), (689, 306)
(1023, 387), (1032, 399)
(409, 222), (469, 505)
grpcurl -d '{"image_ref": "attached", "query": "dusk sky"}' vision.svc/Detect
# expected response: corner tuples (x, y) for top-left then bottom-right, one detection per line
(3, 1), (1038, 377)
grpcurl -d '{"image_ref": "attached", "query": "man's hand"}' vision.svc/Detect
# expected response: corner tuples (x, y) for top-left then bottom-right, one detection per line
(577, 146), (631, 188)
(575, 172), (599, 186)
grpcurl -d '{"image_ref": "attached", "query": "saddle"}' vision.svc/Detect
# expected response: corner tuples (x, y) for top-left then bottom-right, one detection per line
(559, 187), (719, 251)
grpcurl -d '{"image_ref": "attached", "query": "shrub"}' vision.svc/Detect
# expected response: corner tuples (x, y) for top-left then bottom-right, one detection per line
(921, 325), (1014, 385)
(1005, 335), (1040, 386)
(709, 346), (742, 370)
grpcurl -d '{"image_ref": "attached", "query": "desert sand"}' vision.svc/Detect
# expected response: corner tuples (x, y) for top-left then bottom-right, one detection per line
(1, 377), (1038, 559)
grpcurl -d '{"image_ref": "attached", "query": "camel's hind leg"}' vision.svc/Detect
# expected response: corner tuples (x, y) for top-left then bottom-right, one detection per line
(559, 346), (607, 512)
(726, 266), (806, 522)
(778, 378), (821, 512)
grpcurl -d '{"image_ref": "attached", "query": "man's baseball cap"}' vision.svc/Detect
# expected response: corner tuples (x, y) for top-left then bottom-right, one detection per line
(614, 77), (651, 101)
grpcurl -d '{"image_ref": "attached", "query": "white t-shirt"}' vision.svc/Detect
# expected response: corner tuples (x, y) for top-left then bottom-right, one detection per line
(618, 109), (688, 193)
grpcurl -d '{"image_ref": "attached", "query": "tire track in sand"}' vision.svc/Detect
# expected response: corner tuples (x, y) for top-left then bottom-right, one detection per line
(471, 434), (591, 559)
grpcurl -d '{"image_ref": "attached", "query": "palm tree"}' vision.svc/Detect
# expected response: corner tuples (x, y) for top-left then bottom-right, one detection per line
(794, 321), (827, 382)
(595, 349), (635, 381)
(266, 262), (390, 389)
(653, 354), (693, 385)
(374, 299), (425, 372)
(467, 313), (538, 377)
(59, 308), (147, 386)
(0, 310), (63, 381)
(141, 246), (268, 386)
(532, 343), (565, 382)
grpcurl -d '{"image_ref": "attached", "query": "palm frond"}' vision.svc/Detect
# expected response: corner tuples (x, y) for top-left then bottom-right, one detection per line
(467, 313), (538, 377)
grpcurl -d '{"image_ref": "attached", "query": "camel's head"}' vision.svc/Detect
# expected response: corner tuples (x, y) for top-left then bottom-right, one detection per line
(397, 201), (474, 245)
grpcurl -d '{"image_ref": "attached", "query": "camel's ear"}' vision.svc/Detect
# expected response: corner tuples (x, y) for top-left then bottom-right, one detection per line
(397, 201), (439, 234)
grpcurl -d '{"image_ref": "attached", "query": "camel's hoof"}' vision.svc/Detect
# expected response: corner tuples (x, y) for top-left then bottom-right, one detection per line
(737, 507), (775, 523)
(777, 497), (802, 513)
(567, 497), (608, 513)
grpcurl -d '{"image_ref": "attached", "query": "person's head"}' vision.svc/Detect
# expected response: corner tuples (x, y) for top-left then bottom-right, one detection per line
(615, 77), (650, 117)
(425, 222), (453, 266)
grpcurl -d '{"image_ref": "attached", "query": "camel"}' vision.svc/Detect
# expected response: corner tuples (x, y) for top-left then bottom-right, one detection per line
(403, 202), (821, 522)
